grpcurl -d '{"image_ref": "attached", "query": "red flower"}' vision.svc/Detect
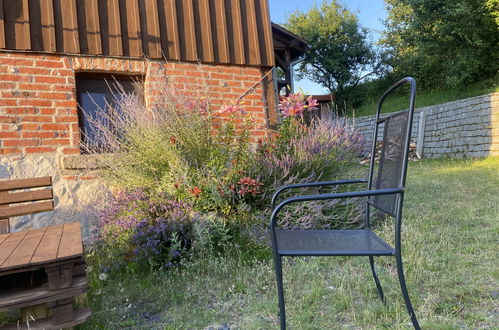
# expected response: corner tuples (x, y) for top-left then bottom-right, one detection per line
(190, 186), (202, 197)
(170, 136), (176, 144)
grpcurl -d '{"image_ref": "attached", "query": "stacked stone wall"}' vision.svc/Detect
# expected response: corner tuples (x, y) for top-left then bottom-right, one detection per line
(351, 93), (499, 158)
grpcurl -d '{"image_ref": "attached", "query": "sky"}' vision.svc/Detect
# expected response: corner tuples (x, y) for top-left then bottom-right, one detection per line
(268, 0), (388, 94)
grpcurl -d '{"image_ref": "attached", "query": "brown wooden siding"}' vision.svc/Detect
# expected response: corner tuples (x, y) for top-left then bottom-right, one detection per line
(0, 0), (274, 67)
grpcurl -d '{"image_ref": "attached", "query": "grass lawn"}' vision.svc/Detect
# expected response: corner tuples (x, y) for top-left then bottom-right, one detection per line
(72, 157), (499, 329)
(354, 77), (498, 118)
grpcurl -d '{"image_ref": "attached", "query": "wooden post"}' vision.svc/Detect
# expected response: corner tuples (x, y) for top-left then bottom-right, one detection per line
(46, 263), (74, 290)
(0, 219), (9, 234)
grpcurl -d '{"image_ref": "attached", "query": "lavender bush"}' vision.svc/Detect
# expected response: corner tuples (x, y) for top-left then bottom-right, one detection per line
(255, 115), (368, 196)
(98, 188), (194, 268)
(252, 92), (368, 229)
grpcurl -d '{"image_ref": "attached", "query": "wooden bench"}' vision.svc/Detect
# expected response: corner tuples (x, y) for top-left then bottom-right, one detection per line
(0, 177), (90, 329)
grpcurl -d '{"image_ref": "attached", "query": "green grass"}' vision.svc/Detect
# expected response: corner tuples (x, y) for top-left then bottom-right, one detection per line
(2, 158), (495, 329)
(72, 157), (499, 329)
(354, 77), (499, 118)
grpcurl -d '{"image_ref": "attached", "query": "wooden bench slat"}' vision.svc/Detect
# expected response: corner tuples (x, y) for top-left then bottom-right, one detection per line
(1, 227), (47, 270)
(31, 224), (64, 265)
(0, 189), (53, 206)
(57, 222), (83, 259)
(0, 177), (52, 192)
(0, 201), (54, 218)
(0, 232), (11, 246)
(0, 231), (29, 268)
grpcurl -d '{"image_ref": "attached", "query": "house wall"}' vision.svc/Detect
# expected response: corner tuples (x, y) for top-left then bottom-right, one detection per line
(0, 52), (273, 238)
(350, 92), (499, 158)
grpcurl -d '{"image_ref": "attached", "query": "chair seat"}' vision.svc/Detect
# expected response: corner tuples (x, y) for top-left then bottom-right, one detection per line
(276, 229), (395, 256)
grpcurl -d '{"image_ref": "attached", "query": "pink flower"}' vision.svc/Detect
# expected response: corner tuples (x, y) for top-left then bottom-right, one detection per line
(220, 104), (240, 114)
(306, 96), (319, 110)
(186, 99), (208, 113)
(278, 92), (319, 117)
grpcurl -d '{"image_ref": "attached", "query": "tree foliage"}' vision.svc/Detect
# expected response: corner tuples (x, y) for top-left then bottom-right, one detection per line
(382, 0), (499, 88)
(284, 1), (381, 102)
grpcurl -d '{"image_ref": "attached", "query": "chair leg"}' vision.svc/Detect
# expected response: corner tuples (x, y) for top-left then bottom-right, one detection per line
(273, 254), (286, 330)
(396, 255), (421, 330)
(369, 256), (385, 304)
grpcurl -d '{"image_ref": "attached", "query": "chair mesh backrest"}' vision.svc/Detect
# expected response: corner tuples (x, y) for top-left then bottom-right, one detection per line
(371, 110), (410, 215)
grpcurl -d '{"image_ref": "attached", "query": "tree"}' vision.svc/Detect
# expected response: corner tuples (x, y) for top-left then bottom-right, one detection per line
(382, 0), (499, 88)
(284, 1), (382, 110)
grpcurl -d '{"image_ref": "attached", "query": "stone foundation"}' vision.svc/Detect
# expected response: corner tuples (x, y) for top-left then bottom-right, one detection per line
(0, 152), (110, 240)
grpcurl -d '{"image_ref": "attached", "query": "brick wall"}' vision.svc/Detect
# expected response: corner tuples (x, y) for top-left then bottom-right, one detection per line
(350, 93), (499, 158)
(0, 52), (273, 156)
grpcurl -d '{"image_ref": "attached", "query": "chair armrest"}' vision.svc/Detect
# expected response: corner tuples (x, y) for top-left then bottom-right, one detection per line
(270, 188), (403, 229)
(271, 179), (367, 209)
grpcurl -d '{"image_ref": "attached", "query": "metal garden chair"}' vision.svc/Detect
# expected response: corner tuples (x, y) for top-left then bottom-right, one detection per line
(270, 77), (420, 329)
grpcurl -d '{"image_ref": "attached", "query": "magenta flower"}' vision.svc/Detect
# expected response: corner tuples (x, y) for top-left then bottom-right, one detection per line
(278, 92), (319, 117)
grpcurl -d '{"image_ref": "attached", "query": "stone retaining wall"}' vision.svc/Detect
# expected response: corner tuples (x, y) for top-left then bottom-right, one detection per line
(350, 93), (499, 158)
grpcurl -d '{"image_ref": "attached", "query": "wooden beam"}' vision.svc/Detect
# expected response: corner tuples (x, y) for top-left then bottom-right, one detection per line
(210, 0), (229, 63)
(140, 0), (162, 58)
(197, 0), (214, 62)
(40, 0), (56, 52)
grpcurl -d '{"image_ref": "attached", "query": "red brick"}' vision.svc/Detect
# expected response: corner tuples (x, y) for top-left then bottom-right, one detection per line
(35, 60), (64, 68)
(79, 176), (97, 180)
(34, 76), (66, 84)
(0, 148), (21, 154)
(42, 138), (70, 145)
(53, 69), (74, 76)
(22, 131), (54, 138)
(21, 123), (39, 130)
(26, 147), (56, 153)
(55, 116), (78, 122)
(41, 123), (68, 131)
(54, 84), (76, 92)
(210, 73), (233, 80)
(0, 116), (18, 123)
(41, 108), (56, 115)
(63, 147), (81, 154)
(0, 131), (20, 138)
(0, 58), (34, 66)
(19, 99), (52, 107)
(38, 92), (68, 100)
(56, 108), (78, 115)
(0, 99), (18, 106)
(0, 74), (30, 82)
(5, 107), (38, 115)
(3, 139), (39, 147)
(41, 55), (63, 61)
(0, 82), (16, 89)
(53, 100), (77, 107)
(23, 115), (53, 122)
(17, 67), (52, 75)
(18, 83), (53, 91)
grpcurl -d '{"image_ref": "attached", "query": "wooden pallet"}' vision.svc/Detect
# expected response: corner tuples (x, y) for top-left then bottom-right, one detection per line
(0, 177), (90, 328)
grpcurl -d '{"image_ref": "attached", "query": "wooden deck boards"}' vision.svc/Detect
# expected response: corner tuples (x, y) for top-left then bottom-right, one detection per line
(0, 223), (83, 273)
